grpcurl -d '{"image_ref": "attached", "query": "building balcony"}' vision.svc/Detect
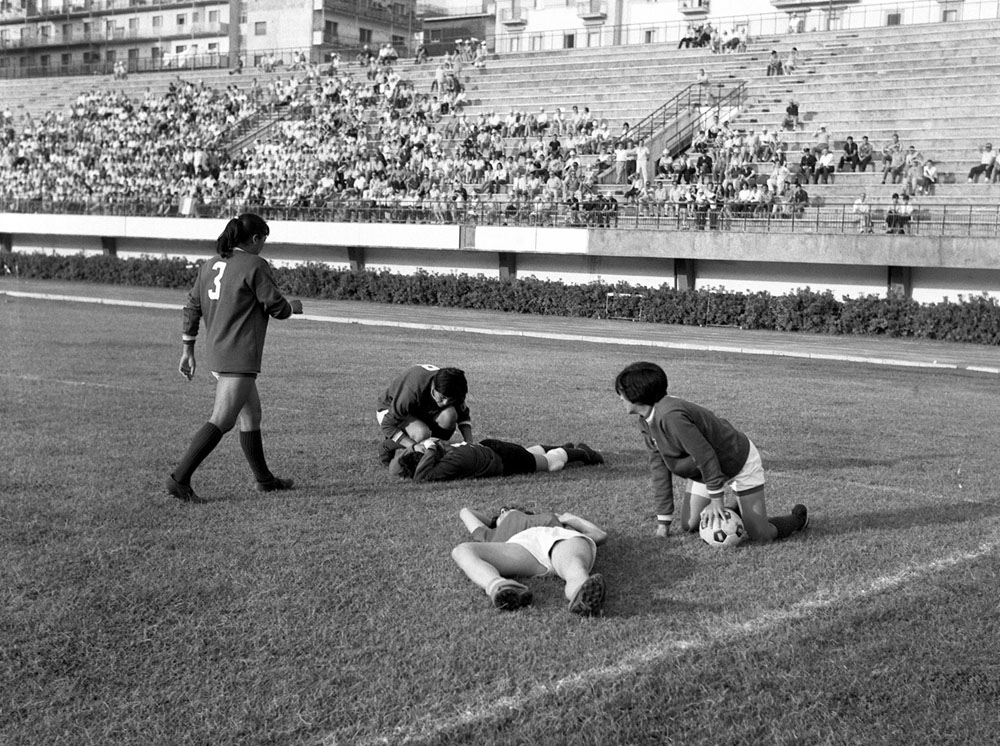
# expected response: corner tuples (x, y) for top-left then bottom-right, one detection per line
(500, 7), (526, 27)
(577, 1), (606, 22)
(2, 20), (228, 48)
(678, 0), (709, 16)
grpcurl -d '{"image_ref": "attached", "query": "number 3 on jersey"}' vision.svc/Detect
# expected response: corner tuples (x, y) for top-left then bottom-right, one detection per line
(207, 261), (227, 300)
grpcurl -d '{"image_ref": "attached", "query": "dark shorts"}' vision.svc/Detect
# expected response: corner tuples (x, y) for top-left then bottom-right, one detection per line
(479, 439), (537, 476)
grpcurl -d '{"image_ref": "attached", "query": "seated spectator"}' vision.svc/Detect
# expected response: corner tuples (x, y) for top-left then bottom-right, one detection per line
(785, 47), (800, 74)
(858, 135), (875, 173)
(799, 147), (817, 183)
(790, 180), (809, 217)
(885, 193), (906, 233)
(838, 136), (859, 172)
(852, 192), (872, 234)
(903, 146), (923, 197)
(881, 133), (902, 183)
(678, 23), (700, 49)
(782, 99), (799, 130)
(767, 50), (783, 76)
(815, 148), (836, 184)
(968, 142), (996, 183)
(921, 159), (938, 195)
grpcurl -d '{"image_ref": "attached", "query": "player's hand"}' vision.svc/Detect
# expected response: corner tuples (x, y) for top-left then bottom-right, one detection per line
(654, 524), (669, 539)
(179, 350), (196, 380)
(289, 299), (303, 314)
(700, 500), (728, 526)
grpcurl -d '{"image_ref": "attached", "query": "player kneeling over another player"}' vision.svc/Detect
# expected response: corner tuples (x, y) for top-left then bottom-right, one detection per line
(452, 507), (608, 616)
(389, 438), (604, 481)
(376, 364), (471, 465)
(166, 214), (302, 503)
(614, 361), (808, 542)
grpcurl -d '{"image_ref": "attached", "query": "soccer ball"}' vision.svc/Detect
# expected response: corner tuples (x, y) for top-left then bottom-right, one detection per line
(699, 509), (746, 548)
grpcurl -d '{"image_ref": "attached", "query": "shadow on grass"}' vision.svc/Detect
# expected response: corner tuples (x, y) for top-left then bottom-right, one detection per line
(815, 499), (1000, 537)
(769, 453), (959, 471)
(598, 535), (699, 619)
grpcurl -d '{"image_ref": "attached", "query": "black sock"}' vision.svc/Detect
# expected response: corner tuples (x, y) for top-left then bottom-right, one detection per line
(239, 429), (273, 482)
(770, 515), (800, 540)
(561, 446), (589, 464)
(172, 422), (223, 484)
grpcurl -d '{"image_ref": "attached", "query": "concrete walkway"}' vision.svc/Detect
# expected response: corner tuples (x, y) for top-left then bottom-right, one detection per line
(2, 278), (998, 375)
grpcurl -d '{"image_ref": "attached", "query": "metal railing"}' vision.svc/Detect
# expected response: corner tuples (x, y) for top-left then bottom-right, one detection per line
(4, 196), (1000, 238)
(627, 80), (747, 155)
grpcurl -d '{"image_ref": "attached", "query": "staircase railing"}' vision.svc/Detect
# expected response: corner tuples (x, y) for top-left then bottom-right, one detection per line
(626, 80), (748, 158)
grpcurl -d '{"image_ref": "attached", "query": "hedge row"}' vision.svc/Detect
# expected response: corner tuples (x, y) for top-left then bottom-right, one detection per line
(4, 251), (999, 345)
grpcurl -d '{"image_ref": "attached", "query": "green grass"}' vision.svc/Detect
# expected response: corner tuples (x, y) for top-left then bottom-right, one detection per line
(2, 291), (999, 746)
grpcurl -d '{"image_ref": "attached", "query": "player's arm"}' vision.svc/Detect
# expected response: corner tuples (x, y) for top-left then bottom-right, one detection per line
(253, 263), (302, 318)
(459, 507), (490, 534)
(556, 513), (608, 546)
(179, 285), (202, 380)
(644, 431), (675, 536)
(673, 419), (728, 519)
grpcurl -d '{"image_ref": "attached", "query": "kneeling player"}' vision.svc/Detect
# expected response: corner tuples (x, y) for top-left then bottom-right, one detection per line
(375, 364), (471, 464)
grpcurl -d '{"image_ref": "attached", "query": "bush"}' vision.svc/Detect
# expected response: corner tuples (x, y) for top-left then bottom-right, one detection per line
(4, 251), (998, 345)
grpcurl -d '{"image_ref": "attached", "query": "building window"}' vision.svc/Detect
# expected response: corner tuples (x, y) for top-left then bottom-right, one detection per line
(177, 14), (186, 29)
(391, 35), (403, 46)
(62, 23), (71, 40)
(255, 21), (266, 35)
(359, 27), (372, 43)
(563, 33), (575, 49)
(209, 10), (219, 23)
(40, 54), (50, 68)
(886, 12), (901, 26)
(129, 18), (138, 31)
(152, 15), (162, 28)
(61, 52), (71, 67)
(325, 20), (338, 38)
(644, 29), (655, 43)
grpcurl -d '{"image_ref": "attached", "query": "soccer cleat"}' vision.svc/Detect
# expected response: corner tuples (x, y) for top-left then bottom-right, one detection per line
(165, 475), (207, 504)
(575, 442), (605, 466)
(792, 504), (809, 531)
(256, 476), (294, 492)
(489, 580), (533, 611)
(568, 574), (606, 617)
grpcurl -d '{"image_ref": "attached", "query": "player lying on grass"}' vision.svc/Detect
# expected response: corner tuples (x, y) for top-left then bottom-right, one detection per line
(376, 364), (471, 465)
(388, 438), (604, 481)
(451, 506), (608, 616)
(614, 361), (808, 542)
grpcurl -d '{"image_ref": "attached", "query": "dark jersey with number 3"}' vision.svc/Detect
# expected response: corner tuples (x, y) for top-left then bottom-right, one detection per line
(182, 249), (292, 374)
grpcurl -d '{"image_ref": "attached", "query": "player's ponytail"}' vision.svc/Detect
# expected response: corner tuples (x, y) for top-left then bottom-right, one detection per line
(215, 213), (269, 258)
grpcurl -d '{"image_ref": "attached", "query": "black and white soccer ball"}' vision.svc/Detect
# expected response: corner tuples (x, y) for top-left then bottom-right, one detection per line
(699, 509), (746, 548)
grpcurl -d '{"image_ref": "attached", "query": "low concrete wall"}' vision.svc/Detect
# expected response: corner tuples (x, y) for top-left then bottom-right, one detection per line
(2, 213), (999, 303)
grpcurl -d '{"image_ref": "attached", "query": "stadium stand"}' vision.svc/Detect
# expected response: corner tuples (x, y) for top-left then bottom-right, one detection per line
(3, 16), (1000, 229)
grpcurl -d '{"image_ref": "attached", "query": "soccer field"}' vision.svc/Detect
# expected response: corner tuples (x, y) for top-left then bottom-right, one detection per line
(2, 290), (999, 746)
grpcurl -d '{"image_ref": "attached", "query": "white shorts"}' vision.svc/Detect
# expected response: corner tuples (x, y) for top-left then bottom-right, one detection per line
(688, 439), (766, 497)
(506, 527), (597, 576)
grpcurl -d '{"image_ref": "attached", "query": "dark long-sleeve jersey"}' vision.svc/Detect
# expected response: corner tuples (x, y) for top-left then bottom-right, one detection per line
(182, 249), (292, 374)
(376, 364), (471, 441)
(637, 395), (751, 519)
(401, 441), (502, 482)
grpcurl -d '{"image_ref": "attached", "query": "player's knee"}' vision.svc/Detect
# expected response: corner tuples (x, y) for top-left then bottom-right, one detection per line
(434, 406), (459, 431)
(404, 420), (433, 442)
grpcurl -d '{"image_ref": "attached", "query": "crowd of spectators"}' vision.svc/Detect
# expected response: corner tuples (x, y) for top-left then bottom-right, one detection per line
(0, 38), (961, 232)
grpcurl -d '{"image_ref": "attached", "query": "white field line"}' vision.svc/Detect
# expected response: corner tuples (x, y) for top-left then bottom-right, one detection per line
(5, 290), (998, 374)
(353, 540), (999, 746)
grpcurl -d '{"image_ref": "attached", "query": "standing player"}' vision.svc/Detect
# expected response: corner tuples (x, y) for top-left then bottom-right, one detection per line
(165, 213), (302, 503)
(376, 364), (471, 463)
(614, 361), (807, 542)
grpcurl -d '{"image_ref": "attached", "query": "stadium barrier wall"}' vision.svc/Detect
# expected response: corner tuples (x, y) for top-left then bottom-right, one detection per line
(2, 213), (1000, 304)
